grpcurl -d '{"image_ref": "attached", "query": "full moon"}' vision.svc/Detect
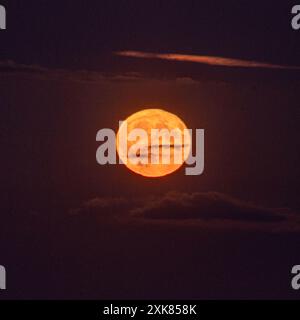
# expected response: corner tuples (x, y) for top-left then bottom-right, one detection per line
(116, 109), (191, 177)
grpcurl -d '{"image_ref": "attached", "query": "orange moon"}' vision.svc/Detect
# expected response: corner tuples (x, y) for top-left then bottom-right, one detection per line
(116, 109), (191, 177)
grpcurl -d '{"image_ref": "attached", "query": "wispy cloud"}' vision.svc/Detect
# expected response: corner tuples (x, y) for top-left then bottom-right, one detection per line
(0, 60), (143, 83)
(0, 60), (199, 84)
(116, 51), (300, 70)
(71, 191), (300, 233)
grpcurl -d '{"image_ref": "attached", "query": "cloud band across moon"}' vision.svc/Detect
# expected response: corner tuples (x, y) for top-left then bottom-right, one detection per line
(116, 51), (300, 70)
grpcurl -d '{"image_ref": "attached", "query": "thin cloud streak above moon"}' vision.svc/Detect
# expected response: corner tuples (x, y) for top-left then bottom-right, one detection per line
(116, 51), (300, 70)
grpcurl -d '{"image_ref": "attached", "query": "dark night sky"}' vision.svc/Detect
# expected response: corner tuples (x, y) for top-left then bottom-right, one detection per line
(1, 0), (300, 68)
(0, 0), (300, 300)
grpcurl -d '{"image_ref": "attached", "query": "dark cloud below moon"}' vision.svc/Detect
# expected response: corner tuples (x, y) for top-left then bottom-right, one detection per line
(72, 191), (300, 233)
(131, 191), (285, 222)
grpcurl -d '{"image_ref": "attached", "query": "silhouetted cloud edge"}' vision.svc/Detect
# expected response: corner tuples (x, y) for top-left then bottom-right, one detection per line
(0, 60), (197, 84)
(70, 191), (300, 233)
